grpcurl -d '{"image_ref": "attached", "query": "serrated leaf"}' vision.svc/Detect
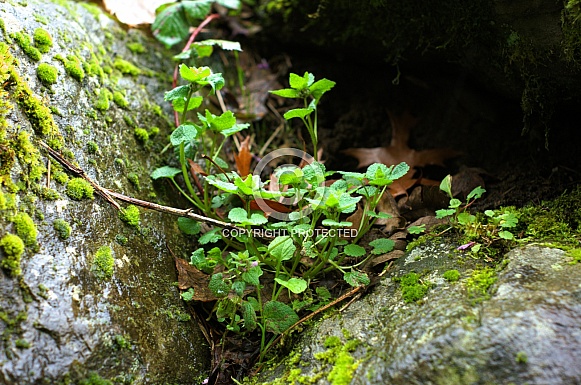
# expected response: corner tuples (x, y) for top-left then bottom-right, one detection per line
(228, 207), (249, 223)
(316, 286), (331, 301)
(209, 273), (229, 297)
(164, 85), (190, 101)
(457, 212), (475, 225)
(205, 175), (238, 193)
(284, 107), (314, 120)
(467, 186), (486, 201)
(152, 1), (212, 47)
(268, 236), (296, 261)
(151, 166), (181, 180)
(356, 186), (378, 198)
(241, 301), (256, 331)
(197, 72), (225, 94)
(344, 244), (366, 257)
(366, 211), (391, 219)
(439, 175), (453, 198)
(389, 162), (410, 180)
(263, 301), (299, 334)
(321, 219), (352, 227)
(449, 198), (462, 209)
(199, 228), (222, 245)
(170, 124), (199, 146)
(309, 78), (335, 101)
(242, 266), (263, 286)
(194, 39), (242, 51)
(269, 88), (301, 98)
(180, 64), (211, 82)
(369, 238), (395, 254)
(275, 277), (307, 294)
(231, 280), (246, 296)
(178, 217), (201, 235)
(366, 163), (393, 186)
(181, 288), (195, 301)
(289, 72), (308, 90)
(190, 248), (206, 268)
(408, 224), (426, 234)
(221, 123), (249, 137)
(172, 96), (203, 113)
(344, 271), (370, 287)
(499, 213), (518, 228)
(200, 110), (236, 132)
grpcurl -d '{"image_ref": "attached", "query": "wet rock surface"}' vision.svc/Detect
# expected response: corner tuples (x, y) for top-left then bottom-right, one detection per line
(0, 1), (209, 384)
(254, 243), (581, 385)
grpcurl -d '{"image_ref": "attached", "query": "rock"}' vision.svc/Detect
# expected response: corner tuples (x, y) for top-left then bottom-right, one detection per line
(0, 1), (209, 384)
(253, 243), (581, 384)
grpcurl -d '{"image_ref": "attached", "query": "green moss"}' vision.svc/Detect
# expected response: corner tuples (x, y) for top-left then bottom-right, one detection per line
(134, 128), (149, 143)
(13, 212), (38, 247)
(115, 234), (128, 245)
(92, 246), (114, 280)
(113, 334), (131, 349)
(66, 178), (94, 200)
(13, 131), (47, 182)
(123, 115), (135, 127)
(55, 54), (85, 82)
(37, 186), (60, 200)
(87, 141), (99, 154)
(12, 31), (41, 61)
(567, 248), (581, 263)
(94, 88), (112, 111)
(79, 372), (113, 385)
(33, 13), (49, 25)
(443, 269), (460, 282)
(465, 267), (497, 303)
(53, 218), (72, 240)
(36, 63), (58, 86)
(314, 335), (360, 385)
(396, 272), (430, 303)
(33, 28), (53, 53)
(0, 189), (6, 210)
(127, 172), (140, 190)
(52, 170), (69, 184)
(113, 58), (141, 76)
(112, 91), (128, 108)
(15, 338), (30, 348)
(119, 205), (140, 227)
(515, 351), (528, 364)
(149, 126), (160, 137)
(0, 234), (25, 276)
(127, 42), (145, 54)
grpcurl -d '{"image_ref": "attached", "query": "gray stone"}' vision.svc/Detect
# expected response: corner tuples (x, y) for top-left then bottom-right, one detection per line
(0, 1), (209, 384)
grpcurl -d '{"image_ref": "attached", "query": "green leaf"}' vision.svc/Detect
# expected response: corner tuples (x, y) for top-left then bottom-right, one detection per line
(449, 198), (462, 209)
(268, 236), (296, 261)
(467, 186), (486, 201)
(242, 266), (263, 286)
(365, 163), (393, 186)
(197, 72), (225, 94)
(263, 301), (299, 334)
(283, 107), (314, 120)
(209, 273), (229, 297)
(498, 230), (514, 240)
(181, 288), (195, 301)
(172, 96), (203, 113)
(228, 207), (249, 223)
(206, 175), (238, 194)
(369, 238), (395, 254)
(170, 124), (199, 146)
(389, 162), (410, 180)
(457, 212), (476, 225)
(322, 219), (352, 227)
(436, 209), (455, 219)
(356, 186), (378, 198)
(439, 175), (453, 198)
(485, 210), (496, 217)
(179, 64), (211, 82)
(221, 123), (249, 137)
(152, 0), (212, 47)
(408, 224), (426, 234)
(344, 244), (366, 257)
(190, 248), (206, 268)
(499, 213), (518, 228)
(344, 271), (370, 287)
(215, 0), (240, 8)
(275, 277), (308, 294)
(289, 72), (310, 90)
(316, 286), (331, 301)
(178, 217), (201, 235)
(200, 110), (236, 132)
(309, 78), (336, 101)
(151, 166), (181, 180)
(366, 211), (391, 219)
(269, 88), (301, 98)
(338, 194), (361, 213)
(199, 228), (222, 245)
(164, 85), (190, 101)
(194, 39), (242, 51)
(241, 301), (257, 331)
(231, 280), (246, 296)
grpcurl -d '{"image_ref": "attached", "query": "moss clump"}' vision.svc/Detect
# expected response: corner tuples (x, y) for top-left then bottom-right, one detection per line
(13, 130), (47, 182)
(112, 91), (128, 108)
(119, 205), (140, 227)
(33, 28), (53, 53)
(94, 88), (112, 111)
(52, 170), (69, 184)
(127, 172), (140, 190)
(66, 178), (94, 200)
(13, 212), (38, 247)
(443, 269), (460, 282)
(15, 339), (31, 348)
(115, 234), (128, 245)
(36, 63), (58, 86)
(465, 267), (497, 303)
(396, 272), (430, 303)
(314, 335), (360, 385)
(55, 54), (85, 82)
(87, 141), (99, 154)
(0, 233), (25, 276)
(113, 58), (141, 76)
(134, 128), (149, 143)
(127, 42), (145, 54)
(12, 31), (41, 61)
(149, 126), (160, 137)
(79, 372), (113, 385)
(53, 218), (72, 240)
(92, 246), (114, 280)
(515, 351), (528, 364)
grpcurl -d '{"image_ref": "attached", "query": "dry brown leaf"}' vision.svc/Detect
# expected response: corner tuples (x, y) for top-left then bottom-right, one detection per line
(175, 258), (218, 302)
(187, 159), (208, 177)
(369, 250), (405, 267)
(407, 216), (446, 231)
(234, 136), (252, 177)
(452, 167), (488, 199)
(103, 0), (172, 26)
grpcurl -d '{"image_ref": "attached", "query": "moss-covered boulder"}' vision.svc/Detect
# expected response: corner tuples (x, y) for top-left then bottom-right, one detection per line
(0, 1), (209, 383)
(251, 243), (581, 384)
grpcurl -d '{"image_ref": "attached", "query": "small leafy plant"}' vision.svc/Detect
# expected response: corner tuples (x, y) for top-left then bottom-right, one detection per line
(152, 65), (410, 360)
(436, 175), (518, 253)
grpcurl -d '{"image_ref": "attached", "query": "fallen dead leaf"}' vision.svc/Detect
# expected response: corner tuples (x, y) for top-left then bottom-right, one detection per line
(234, 136), (252, 177)
(175, 258), (218, 302)
(103, 0), (173, 26)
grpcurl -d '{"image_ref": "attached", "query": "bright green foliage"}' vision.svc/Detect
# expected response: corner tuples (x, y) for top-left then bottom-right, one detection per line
(87, 141), (99, 154)
(53, 218), (72, 240)
(55, 54), (85, 81)
(127, 42), (145, 53)
(13, 212), (37, 247)
(466, 267), (497, 302)
(36, 63), (58, 86)
(113, 58), (141, 76)
(134, 128), (149, 143)
(12, 31), (41, 61)
(66, 178), (94, 200)
(112, 91), (128, 108)
(79, 372), (113, 385)
(397, 272), (430, 303)
(443, 269), (460, 282)
(119, 205), (140, 227)
(33, 28), (52, 53)
(94, 88), (112, 111)
(0, 233), (25, 276)
(92, 246), (114, 280)
(314, 335), (360, 385)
